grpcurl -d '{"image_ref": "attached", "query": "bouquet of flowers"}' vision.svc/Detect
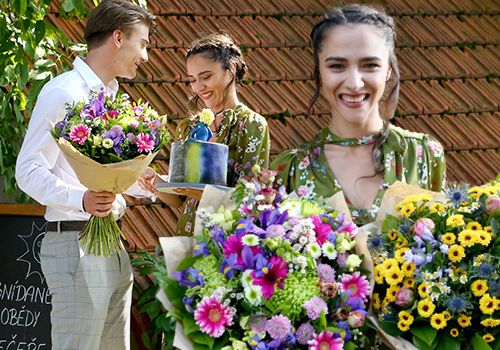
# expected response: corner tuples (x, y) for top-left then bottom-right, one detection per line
(51, 90), (169, 256)
(158, 166), (371, 350)
(369, 180), (500, 350)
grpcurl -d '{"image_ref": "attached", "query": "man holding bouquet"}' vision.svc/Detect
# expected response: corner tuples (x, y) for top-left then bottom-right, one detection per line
(15, 1), (156, 349)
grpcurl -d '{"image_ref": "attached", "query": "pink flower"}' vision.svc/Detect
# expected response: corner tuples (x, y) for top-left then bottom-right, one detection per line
(69, 124), (90, 145)
(136, 133), (154, 153)
(340, 271), (371, 302)
(339, 222), (358, 238)
(223, 234), (261, 265)
(348, 310), (366, 328)
(251, 256), (288, 299)
(312, 215), (332, 246)
(194, 296), (234, 338)
(395, 286), (414, 307)
(486, 196), (500, 216)
(413, 218), (435, 241)
(308, 330), (343, 350)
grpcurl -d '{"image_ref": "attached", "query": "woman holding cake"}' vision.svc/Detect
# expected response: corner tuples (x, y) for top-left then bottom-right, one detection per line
(271, 4), (446, 227)
(146, 32), (270, 236)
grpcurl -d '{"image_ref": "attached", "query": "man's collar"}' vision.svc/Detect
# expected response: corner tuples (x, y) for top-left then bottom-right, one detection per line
(73, 56), (119, 96)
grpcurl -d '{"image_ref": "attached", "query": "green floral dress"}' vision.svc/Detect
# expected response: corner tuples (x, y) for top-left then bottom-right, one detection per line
(271, 125), (446, 226)
(174, 104), (270, 235)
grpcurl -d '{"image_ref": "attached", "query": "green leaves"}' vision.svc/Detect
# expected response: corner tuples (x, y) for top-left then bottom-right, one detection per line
(471, 334), (493, 350)
(410, 325), (437, 347)
(0, 0), (91, 200)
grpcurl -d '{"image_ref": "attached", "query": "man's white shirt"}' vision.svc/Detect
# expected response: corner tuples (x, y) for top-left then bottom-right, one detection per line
(16, 57), (151, 221)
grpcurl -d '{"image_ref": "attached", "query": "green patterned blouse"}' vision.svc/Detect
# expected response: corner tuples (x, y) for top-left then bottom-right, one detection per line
(174, 104), (270, 236)
(271, 125), (446, 226)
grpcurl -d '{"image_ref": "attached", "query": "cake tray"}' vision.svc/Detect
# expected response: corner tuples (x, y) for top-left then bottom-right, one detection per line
(156, 182), (230, 194)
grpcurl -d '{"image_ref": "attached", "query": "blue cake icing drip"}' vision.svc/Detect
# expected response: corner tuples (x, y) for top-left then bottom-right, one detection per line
(200, 145), (226, 185)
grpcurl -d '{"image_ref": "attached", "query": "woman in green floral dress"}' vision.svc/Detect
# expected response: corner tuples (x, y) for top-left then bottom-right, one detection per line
(155, 33), (270, 236)
(271, 5), (445, 228)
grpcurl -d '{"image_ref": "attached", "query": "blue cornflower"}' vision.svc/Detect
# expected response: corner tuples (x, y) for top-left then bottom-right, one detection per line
(445, 184), (469, 206)
(445, 294), (472, 314)
(476, 262), (495, 278)
(367, 234), (385, 252)
(488, 280), (500, 297)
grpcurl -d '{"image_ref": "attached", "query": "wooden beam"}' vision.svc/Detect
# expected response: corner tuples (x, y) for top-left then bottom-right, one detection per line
(0, 204), (45, 216)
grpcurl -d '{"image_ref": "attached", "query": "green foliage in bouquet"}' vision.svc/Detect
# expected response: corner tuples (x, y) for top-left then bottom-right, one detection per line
(370, 181), (500, 350)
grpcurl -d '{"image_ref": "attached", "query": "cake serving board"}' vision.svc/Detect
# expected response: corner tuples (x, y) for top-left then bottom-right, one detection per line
(156, 182), (230, 194)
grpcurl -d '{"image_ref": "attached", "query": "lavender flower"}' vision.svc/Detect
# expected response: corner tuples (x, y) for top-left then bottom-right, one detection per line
(265, 315), (292, 340)
(295, 323), (315, 345)
(317, 263), (336, 283)
(303, 296), (328, 320)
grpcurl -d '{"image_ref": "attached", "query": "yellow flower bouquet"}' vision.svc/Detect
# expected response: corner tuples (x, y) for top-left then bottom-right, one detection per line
(369, 180), (500, 349)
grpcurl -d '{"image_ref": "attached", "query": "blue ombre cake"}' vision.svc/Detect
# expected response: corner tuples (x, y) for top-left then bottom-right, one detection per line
(168, 140), (228, 186)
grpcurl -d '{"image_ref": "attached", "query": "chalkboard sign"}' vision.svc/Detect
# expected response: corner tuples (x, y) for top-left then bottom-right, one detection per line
(0, 216), (51, 349)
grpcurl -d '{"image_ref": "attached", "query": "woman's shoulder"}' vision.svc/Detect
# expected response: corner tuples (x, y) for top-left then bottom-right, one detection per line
(388, 124), (444, 159)
(236, 105), (267, 126)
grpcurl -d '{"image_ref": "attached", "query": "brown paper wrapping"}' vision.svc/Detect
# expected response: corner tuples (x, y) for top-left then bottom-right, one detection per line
(57, 138), (157, 193)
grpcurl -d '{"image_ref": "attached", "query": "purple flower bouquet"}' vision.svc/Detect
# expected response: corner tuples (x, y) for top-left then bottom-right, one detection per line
(51, 90), (169, 256)
(158, 166), (371, 349)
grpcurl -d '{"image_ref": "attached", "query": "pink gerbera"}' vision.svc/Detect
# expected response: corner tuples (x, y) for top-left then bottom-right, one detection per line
(308, 330), (343, 350)
(340, 271), (371, 301)
(69, 124), (90, 145)
(251, 256), (288, 299)
(312, 215), (332, 246)
(194, 296), (234, 338)
(136, 133), (154, 153)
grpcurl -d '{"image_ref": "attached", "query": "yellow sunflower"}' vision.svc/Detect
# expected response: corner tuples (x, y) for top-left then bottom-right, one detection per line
(483, 226), (493, 234)
(441, 232), (456, 244)
(396, 238), (409, 249)
(381, 258), (398, 272)
(457, 315), (472, 328)
(397, 320), (411, 332)
(385, 267), (404, 286)
(430, 313), (447, 330)
(466, 221), (482, 231)
(467, 186), (483, 199)
(386, 285), (400, 303)
(443, 311), (451, 320)
(402, 263), (416, 277)
(448, 245), (465, 263)
(399, 203), (416, 218)
(480, 294), (497, 315)
(446, 214), (465, 228)
(458, 229), (479, 247)
(417, 299), (435, 318)
(395, 248), (409, 263)
(418, 282), (430, 298)
(404, 278), (416, 288)
(374, 265), (384, 284)
(483, 334), (495, 343)
(477, 231), (492, 246)
(387, 229), (398, 241)
(481, 318), (500, 327)
(398, 310), (414, 325)
(429, 202), (446, 215)
(450, 328), (459, 337)
(471, 280), (488, 297)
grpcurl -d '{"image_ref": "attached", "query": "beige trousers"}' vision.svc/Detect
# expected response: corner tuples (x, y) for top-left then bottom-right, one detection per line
(40, 229), (133, 350)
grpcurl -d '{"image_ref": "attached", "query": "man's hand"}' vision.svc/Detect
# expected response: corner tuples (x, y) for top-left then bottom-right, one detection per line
(83, 190), (116, 217)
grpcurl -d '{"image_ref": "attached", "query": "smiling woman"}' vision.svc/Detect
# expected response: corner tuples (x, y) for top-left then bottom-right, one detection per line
(156, 32), (270, 236)
(272, 4), (445, 226)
